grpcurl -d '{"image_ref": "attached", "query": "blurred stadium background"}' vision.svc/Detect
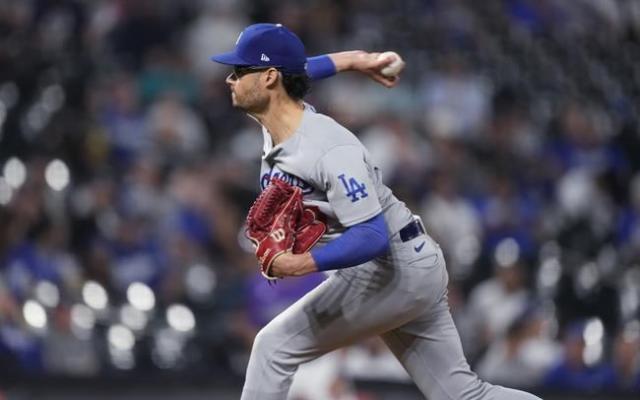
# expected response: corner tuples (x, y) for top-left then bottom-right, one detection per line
(1, 0), (640, 399)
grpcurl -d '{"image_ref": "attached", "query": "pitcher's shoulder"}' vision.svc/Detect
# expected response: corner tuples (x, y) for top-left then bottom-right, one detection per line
(302, 111), (361, 149)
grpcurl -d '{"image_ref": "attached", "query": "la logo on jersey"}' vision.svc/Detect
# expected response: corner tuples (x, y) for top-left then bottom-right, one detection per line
(338, 174), (368, 202)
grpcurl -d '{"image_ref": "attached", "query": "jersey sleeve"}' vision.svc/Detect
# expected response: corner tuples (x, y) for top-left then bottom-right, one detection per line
(314, 145), (382, 227)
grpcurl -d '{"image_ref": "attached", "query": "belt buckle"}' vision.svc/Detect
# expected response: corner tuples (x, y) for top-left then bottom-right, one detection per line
(399, 215), (425, 242)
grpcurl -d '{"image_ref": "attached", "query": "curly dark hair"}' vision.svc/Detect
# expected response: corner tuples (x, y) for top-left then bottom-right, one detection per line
(282, 73), (311, 100)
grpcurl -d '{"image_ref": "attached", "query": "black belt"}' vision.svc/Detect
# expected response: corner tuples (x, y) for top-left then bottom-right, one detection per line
(399, 218), (425, 242)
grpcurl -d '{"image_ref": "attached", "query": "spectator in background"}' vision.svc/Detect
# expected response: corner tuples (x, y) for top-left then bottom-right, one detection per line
(2, 217), (80, 302)
(91, 210), (167, 293)
(97, 73), (151, 170)
(119, 156), (169, 221)
(476, 174), (539, 263)
(0, 262), (44, 374)
(320, 75), (392, 128)
(479, 87), (545, 192)
(617, 173), (640, 262)
(185, 0), (248, 80)
(466, 239), (531, 354)
(359, 115), (429, 191)
(543, 319), (617, 391)
(43, 305), (100, 376)
(106, 0), (183, 72)
(68, 175), (118, 269)
(612, 320), (640, 391)
(0, 301), (43, 374)
(548, 101), (627, 177)
(477, 306), (561, 389)
(146, 93), (208, 164)
(0, 273), (22, 371)
(420, 169), (482, 279)
(139, 47), (201, 106)
(419, 54), (492, 141)
(164, 161), (244, 260)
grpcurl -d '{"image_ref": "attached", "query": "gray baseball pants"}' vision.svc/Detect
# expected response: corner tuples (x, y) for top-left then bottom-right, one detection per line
(241, 230), (542, 400)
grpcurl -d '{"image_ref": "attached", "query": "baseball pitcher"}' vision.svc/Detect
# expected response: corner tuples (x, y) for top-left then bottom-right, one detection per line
(211, 23), (543, 400)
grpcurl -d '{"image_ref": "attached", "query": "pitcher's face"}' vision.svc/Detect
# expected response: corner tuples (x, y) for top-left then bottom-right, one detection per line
(225, 66), (272, 113)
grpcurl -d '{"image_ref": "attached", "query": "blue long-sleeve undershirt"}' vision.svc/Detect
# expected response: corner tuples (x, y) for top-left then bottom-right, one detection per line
(310, 213), (389, 271)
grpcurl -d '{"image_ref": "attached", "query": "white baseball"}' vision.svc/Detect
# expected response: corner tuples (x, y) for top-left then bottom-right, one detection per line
(377, 51), (405, 77)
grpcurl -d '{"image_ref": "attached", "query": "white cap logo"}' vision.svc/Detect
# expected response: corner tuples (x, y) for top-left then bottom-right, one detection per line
(261, 53), (270, 62)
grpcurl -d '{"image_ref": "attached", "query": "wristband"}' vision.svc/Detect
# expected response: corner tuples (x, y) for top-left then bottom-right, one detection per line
(306, 55), (337, 81)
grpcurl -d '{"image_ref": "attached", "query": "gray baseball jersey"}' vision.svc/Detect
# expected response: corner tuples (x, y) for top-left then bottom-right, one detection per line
(259, 104), (413, 240)
(243, 105), (542, 400)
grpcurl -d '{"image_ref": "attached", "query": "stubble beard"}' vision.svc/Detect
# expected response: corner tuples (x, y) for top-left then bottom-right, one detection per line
(233, 81), (268, 114)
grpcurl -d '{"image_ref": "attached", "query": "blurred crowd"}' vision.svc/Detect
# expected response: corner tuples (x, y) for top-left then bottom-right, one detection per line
(1, 0), (640, 397)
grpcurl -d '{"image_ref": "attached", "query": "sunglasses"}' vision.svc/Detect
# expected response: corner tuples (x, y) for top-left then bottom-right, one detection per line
(229, 66), (280, 80)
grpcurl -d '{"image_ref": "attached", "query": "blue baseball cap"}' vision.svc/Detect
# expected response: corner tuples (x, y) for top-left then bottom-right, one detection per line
(210, 23), (307, 74)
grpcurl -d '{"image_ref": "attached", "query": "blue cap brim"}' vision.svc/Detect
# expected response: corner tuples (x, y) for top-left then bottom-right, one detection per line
(210, 51), (252, 66)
